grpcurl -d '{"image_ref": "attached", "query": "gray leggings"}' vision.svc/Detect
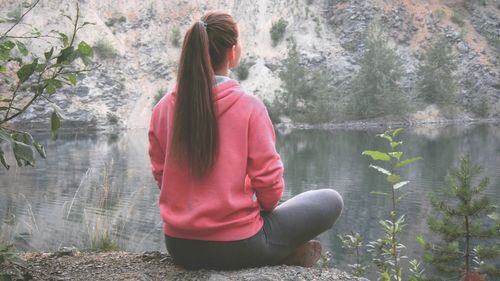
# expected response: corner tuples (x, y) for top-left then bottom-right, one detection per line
(164, 189), (344, 270)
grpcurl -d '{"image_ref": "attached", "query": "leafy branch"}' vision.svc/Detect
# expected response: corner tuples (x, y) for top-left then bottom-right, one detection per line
(0, 2), (96, 169)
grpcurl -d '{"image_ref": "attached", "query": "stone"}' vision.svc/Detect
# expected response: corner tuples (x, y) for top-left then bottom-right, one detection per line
(75, 86), (90, 97)
(457, 41), (468, 53)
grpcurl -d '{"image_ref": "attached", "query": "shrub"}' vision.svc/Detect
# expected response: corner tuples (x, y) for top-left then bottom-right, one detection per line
(88, 229), (121, 252)
(171, 26), (181, 47)
(106, 112), (119, 125)
(349, 23), (406, 119)
(270, 18), (288, 47)
(233, 58), (250, 81)
(152, 88), (166, 107)
(472, 96), (489, 118)
(451, 7), (467, 27)
(93, 39), (118, 59)
(314, 17), (322, 37)
(432, 9), (446, 21)
(105, 16), (126, 27)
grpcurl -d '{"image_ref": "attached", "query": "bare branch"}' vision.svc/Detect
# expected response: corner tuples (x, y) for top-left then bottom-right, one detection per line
(3, 82), (21, 122)
(0, 0), (42, 40)
(59, 64), (100, 75)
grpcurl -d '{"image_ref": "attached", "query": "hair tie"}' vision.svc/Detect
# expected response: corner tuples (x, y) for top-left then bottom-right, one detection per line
(199, 20), (208, 28)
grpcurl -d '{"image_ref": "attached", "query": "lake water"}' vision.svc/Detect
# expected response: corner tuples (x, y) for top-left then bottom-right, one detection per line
(1, 123), (499, 277)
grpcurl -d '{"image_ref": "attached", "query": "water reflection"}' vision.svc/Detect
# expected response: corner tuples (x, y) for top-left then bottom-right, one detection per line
(1, 124), (499, 274)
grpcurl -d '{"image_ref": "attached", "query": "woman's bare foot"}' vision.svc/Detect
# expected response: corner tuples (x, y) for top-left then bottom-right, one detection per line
(282, 240), (322, 267)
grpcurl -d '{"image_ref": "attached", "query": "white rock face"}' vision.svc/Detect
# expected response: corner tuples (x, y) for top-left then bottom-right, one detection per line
(1, 0), (498, 128)
(2, 0), (344, 129)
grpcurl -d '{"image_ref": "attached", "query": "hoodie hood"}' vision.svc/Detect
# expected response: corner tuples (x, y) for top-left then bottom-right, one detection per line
(170, 79), (244, 117)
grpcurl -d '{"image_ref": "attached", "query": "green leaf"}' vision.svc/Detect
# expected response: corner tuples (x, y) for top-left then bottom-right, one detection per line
(362, 150), (391, 161)
(392, 128), (403, 137)
(370, 191), (391, 197)
(0, 128), (13, 142)
(378, 133), (393, 142)
(80, 55), (92, 66)
(13, 141), (35, 165)
(45, 79), (63, 95)
(389, 151), (403, 161)
(2, 41), (15, 50)
(488, 213), (500, 221)
(51, 110), (62, 140)
(390, 141), (403, 149)
(68, 73), (77, 86)
(0, 65), (6, 73)
(78, 41), (94, 58)
(81, 21), (96, 27)
(387, 174), (401, 183)
(393, 181), (410, 190)
(396, 192), (409, 203)
(56, 46), (75, 64)
(395, 157), (423, 168)
(416, 234), (426, 247)
(0, 48), (9, 61)
(44, 47), (54, 61)
(17, 59), (38, 82)
(16, 40), (28, 56)
(369, 164), (391, 176)
(0, 146), (10, 169)
(59, 32), (69, 47)
(0, 41), (16, 61)
(32, 140), (46, 159)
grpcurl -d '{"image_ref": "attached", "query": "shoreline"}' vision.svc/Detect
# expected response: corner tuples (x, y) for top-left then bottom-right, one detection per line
(9, 117), (500, 134)
(275, 117), (500, 131)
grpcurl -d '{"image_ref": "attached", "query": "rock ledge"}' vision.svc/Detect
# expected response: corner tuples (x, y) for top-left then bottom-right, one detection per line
(16, 251), (363, 281)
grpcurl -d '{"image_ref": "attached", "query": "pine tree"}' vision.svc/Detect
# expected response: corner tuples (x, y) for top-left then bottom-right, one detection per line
(349, 23), (406, 119)
(416, 35), (458, 105)
(274, 38), (333, 123)
(424, 157), (499, 280)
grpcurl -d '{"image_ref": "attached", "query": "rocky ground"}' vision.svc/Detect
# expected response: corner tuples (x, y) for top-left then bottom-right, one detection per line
(12, 251), (363, 281)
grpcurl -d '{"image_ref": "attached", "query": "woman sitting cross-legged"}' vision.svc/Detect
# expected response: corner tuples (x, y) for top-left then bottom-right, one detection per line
(148, 11), (344, 270)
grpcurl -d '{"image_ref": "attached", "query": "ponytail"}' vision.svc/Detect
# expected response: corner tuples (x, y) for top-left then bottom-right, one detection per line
(171, 20), (217, 179)
(171, 13), (238, 179)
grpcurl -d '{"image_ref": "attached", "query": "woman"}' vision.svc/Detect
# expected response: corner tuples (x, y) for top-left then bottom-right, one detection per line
(148, 11), (343, 270)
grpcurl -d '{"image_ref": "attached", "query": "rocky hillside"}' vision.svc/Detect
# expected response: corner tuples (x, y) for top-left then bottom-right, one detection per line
(1, 0), (499, 129)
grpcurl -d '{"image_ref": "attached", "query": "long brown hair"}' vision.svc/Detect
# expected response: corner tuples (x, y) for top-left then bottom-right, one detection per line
(170, 12), (238, 179)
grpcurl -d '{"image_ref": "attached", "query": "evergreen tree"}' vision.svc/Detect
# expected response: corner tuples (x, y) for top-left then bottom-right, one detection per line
(349, 23), (406, 119)
(273, 38), (333, 123)
(424, 157), (499, 280)
(416, 35), (458, 105)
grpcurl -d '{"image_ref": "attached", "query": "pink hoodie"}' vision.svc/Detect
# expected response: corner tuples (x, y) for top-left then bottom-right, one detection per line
(148, 79), (284, 241)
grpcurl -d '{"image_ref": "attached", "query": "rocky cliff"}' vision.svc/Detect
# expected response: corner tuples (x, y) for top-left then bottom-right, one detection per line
(1, 0), (499, 129)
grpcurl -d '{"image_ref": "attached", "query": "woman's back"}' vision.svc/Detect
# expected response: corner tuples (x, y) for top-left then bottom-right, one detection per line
(149, 78), (284, 241)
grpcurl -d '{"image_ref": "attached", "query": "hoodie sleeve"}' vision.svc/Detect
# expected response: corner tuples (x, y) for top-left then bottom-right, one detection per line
(148, 106), (165, 189)
(247, 103), (284, 211)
